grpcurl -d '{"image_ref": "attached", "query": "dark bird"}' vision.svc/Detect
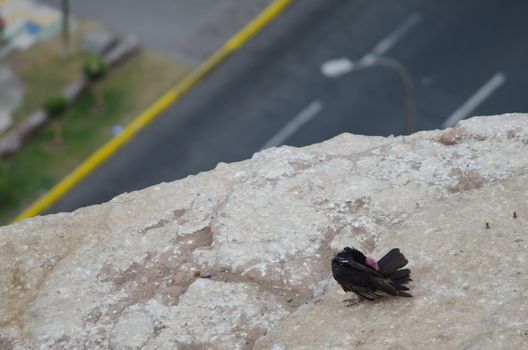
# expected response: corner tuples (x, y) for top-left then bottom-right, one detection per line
(332, 247), (412, 302)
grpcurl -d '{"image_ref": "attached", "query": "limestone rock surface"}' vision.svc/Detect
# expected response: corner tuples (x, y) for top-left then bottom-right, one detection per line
(1, 114), (527, 349)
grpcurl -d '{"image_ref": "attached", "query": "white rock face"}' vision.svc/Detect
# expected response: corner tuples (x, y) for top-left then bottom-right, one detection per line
(1, 114), (527, 349)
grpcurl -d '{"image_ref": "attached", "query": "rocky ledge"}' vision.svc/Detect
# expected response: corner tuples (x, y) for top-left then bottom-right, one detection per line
(1, 114), (527, 349)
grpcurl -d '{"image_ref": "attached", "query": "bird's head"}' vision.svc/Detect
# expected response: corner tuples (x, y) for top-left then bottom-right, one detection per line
(332, 255), (349, 266)
(365, 256), (379, 271)
(335, 247), (379, 271)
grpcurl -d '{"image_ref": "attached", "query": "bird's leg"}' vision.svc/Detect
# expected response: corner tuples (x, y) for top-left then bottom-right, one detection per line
(343, 295), (363, 306)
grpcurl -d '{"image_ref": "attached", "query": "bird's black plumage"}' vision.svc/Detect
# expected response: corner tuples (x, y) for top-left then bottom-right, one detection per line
(332, 247), (412, 301)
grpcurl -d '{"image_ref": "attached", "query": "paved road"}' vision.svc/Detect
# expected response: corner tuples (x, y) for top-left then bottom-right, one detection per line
(50, 0), (528, 213)
(38, 0), (272, 65)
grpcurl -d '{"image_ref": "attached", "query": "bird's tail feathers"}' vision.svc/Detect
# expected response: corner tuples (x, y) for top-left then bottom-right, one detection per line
(396, 290), (413, 298)
(388, 268), (412, 285)
(392, 282), (409, 291)
(378, 248), (409, 275)
(379, 250), (413, 298)
(374, 278), (413, 298)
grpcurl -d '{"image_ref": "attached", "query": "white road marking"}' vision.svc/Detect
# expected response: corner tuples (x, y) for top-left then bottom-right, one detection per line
(359, 13), (422, 65)
(260, 100), (323, 149)
(443, 72), (506, 128)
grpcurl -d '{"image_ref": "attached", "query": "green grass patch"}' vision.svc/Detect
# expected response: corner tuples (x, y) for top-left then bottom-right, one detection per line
(7, 23), (90, 124)
(1, 44), (191, 224)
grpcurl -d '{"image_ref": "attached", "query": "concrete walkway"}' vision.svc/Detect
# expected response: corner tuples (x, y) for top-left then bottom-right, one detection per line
(37, 0), (273, 65)
(0, 65), (24, 132)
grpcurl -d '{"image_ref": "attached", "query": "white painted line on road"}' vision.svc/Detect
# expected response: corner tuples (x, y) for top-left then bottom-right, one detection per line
(443, 72), (506, 128)
(360, 13), (422, 66)
(260, 100), (323, 149)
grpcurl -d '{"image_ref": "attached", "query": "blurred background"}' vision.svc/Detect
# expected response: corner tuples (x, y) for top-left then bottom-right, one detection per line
(0, 0), (526, 224)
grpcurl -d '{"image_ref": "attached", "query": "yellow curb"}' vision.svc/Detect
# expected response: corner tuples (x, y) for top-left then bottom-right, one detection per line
(12, 0), (293, 223)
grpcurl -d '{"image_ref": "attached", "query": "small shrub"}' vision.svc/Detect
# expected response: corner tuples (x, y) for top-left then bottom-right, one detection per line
(83, 55), (107, 81)
(0, 164), (11, 206)
(43, 94), (68, 118)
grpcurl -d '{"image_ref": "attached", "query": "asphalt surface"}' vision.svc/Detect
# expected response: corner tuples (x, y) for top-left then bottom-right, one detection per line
(50, 0), (528, 213)
(38, 0), (272, 64)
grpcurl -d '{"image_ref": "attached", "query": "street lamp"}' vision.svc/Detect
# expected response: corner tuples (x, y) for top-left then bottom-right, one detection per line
(61, 0), (70, 58)
(321, 56), (416, 135)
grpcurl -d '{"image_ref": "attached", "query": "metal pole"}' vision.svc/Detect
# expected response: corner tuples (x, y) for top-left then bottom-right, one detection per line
(61, 0), (70, 58)
(357, 57), (416, 134)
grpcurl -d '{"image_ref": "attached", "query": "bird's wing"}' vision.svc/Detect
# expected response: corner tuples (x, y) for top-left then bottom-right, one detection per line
(335, 260), (387, 299)
(338, 259), (385, 278)
(345, 284), (385, 300)
(370, 277), (399, 296)
(344, 261), (403, 297)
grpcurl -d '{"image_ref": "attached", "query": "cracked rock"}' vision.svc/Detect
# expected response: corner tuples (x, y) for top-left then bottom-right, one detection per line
(1, 114), (527, 349)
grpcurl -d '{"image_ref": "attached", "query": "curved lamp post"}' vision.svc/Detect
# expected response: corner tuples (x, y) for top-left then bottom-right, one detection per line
(322, 57), (416, 135)
(61, 0), (70, 58)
